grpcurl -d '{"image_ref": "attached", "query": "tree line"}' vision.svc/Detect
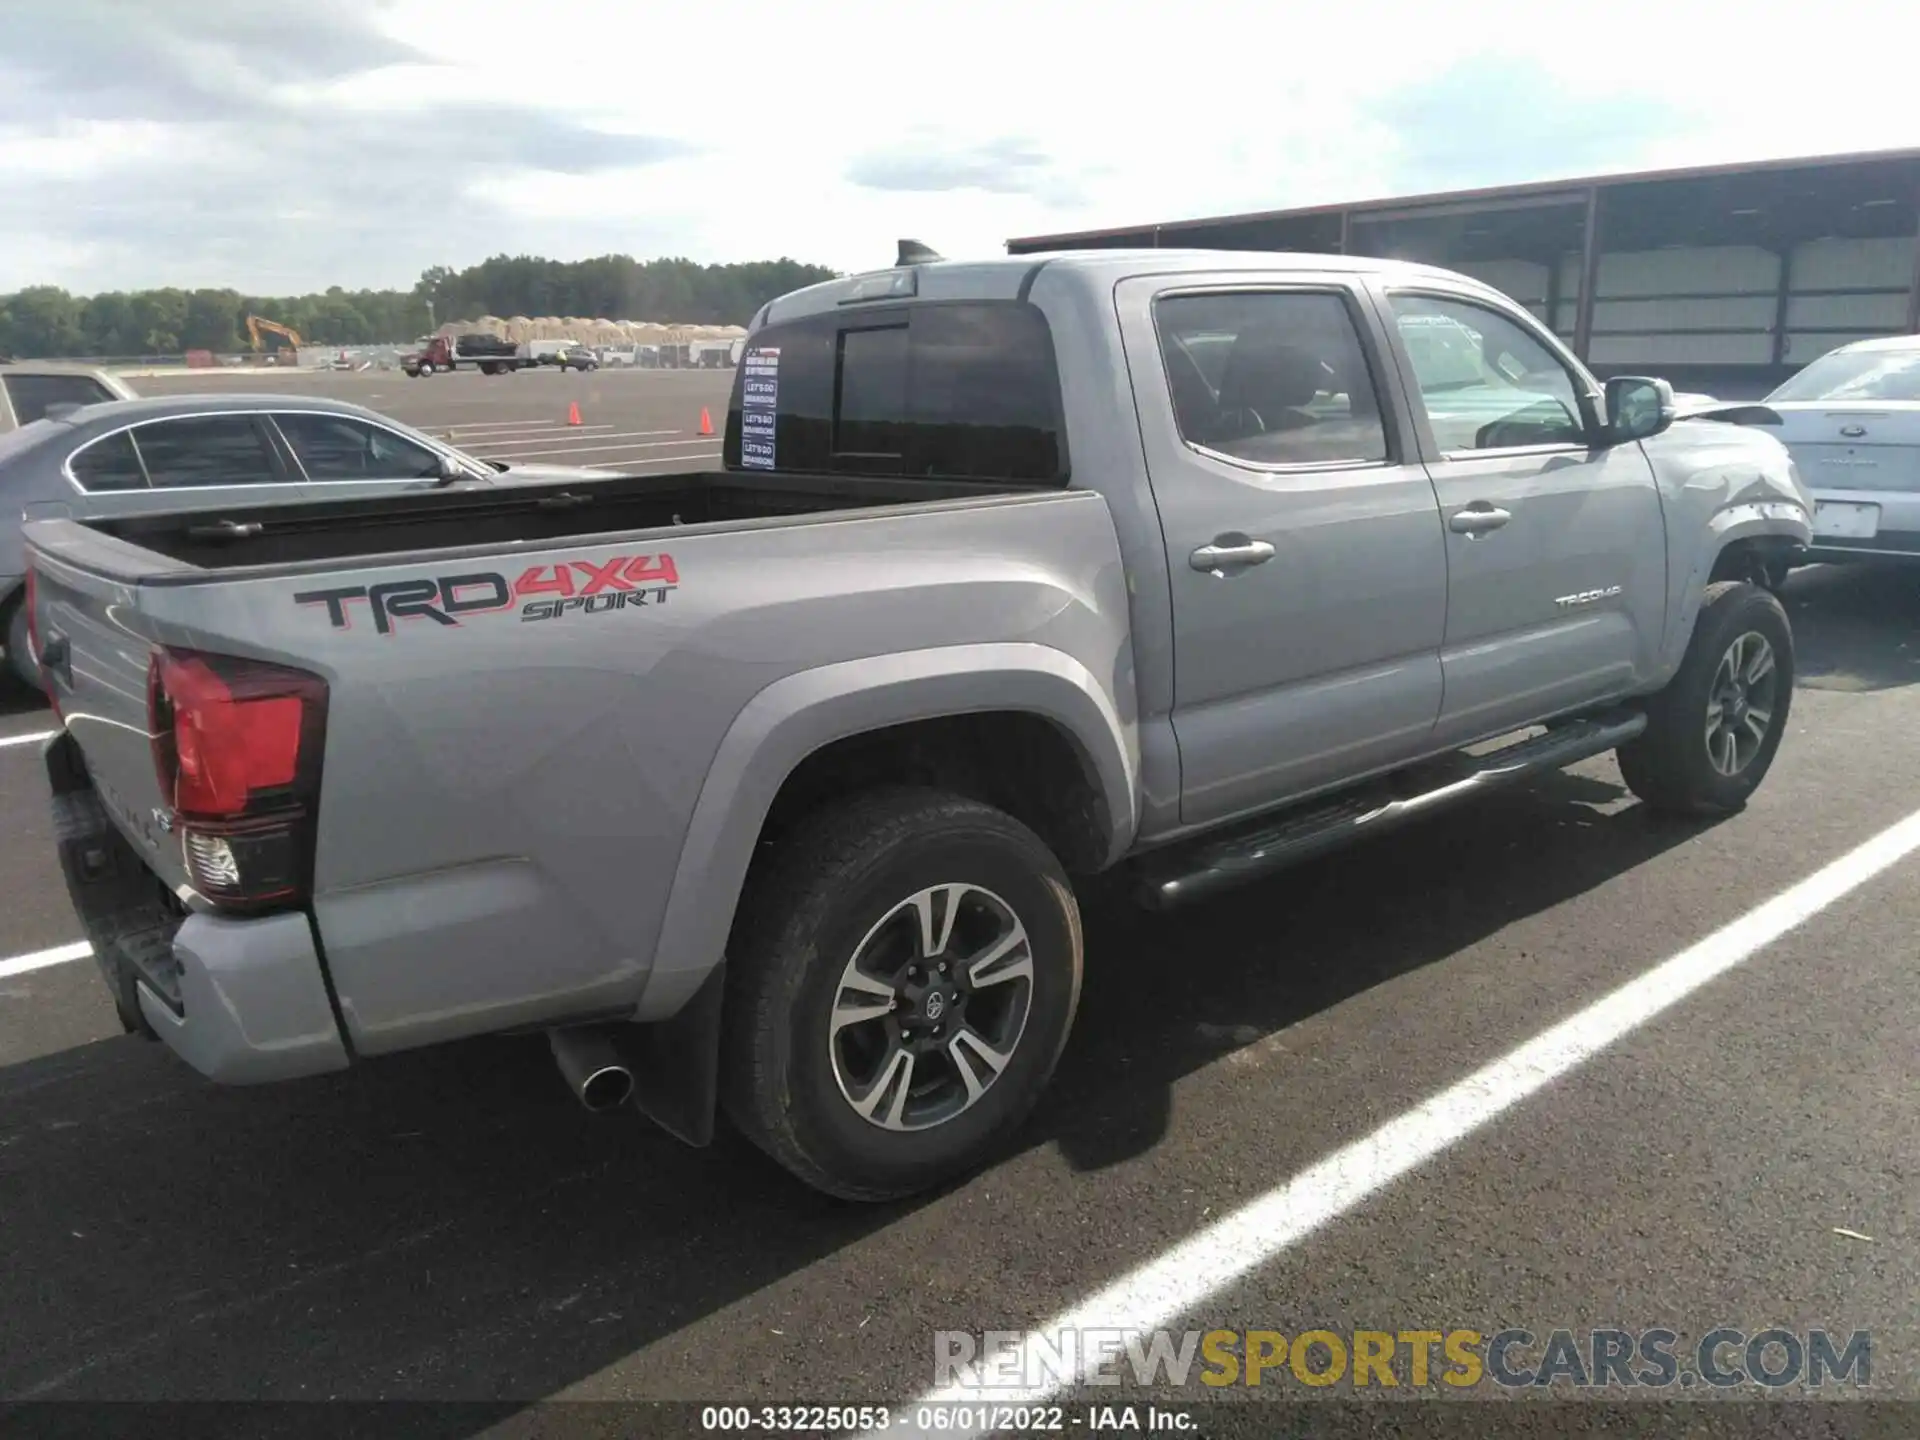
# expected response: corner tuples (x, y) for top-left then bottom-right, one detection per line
(0, 253), (841, 359)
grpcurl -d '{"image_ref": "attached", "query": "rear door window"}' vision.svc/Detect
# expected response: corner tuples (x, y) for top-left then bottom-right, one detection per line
(726, 301), (1067, 483)
(131, 416), (284, 489)
(1153, 290), (1392, 466)
(4, 373), (118, 425)
(275, 412), (443, 480)
(67, 431), (150, 492)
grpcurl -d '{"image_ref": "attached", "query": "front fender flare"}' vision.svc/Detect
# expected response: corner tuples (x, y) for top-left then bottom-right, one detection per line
(1660, 500), (1811, 675)
(631, 642), (1139, 1022)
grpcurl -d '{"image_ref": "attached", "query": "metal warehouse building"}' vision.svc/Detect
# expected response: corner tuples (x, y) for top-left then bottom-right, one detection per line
(1006, 146), (1920, 399)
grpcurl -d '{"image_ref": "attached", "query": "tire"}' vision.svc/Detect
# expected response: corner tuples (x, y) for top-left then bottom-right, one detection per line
(5, 596), (40, 691)
(721, 786), (1084, 1201)
(1616, 580), (1793, 817)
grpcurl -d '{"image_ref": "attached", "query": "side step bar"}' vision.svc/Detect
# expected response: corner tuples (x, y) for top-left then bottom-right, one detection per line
(1133, 708), (1648, 911)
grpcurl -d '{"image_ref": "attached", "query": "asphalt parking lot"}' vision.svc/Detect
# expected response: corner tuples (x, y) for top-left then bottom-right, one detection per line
(3, 373), (1919, 1424)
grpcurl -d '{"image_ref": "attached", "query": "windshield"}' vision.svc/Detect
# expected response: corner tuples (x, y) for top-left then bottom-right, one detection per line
(1766, 347), (1920, 403)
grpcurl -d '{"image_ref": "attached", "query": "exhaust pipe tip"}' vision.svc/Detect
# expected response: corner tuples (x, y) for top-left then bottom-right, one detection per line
(549, 1027), (635, 1113)
(577, 1062), (635, 1113)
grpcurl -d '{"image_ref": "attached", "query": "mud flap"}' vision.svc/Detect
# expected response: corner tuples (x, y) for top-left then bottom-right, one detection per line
(43, 731), (165, 1041)
(622, 964), (725, 1147)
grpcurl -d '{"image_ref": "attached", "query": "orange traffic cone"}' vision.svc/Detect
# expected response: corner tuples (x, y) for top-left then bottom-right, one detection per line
(567, 402), (582, 427)
(699, 407), (714, 437)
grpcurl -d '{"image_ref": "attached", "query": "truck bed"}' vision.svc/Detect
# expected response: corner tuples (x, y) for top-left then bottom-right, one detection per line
(27, 461), (1127, 1073)
(82, 467), (1033, 574)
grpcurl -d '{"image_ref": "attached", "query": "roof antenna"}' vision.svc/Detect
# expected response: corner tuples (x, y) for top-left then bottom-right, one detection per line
(896, 239), (944, 267)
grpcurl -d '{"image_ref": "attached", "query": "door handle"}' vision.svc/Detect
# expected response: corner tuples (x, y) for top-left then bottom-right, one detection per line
(1190, 537), (1276, 575)
(1449, 504), (1512, 536)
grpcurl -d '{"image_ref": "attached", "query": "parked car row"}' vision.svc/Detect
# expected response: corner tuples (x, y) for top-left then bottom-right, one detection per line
(1749, 336), (1920, 571)
(1641, 335), (1920, 578)
(0, 390), (611, 687)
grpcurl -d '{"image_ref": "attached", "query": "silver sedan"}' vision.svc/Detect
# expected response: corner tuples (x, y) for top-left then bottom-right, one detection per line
(1, 392), (612, 687)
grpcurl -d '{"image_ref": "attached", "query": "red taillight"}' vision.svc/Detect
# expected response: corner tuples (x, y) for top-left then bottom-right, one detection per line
(148, 648), (328, 910)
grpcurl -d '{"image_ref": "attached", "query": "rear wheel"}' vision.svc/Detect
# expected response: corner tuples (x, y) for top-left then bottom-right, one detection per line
(1617, 580), (1793, 816)
(722, 787), (1083, 1201)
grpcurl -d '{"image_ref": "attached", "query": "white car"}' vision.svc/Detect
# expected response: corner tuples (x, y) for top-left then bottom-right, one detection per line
(1762, 335), (1920, 566)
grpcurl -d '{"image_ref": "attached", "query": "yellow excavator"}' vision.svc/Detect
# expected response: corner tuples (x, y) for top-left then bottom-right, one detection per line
(245, 314), (302, 364)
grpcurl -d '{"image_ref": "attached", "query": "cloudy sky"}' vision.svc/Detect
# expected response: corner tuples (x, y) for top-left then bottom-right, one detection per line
(4, 0), (1919, 297)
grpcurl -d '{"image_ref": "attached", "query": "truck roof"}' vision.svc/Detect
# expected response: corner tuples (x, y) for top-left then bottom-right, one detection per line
(757, 247), (1497, 329)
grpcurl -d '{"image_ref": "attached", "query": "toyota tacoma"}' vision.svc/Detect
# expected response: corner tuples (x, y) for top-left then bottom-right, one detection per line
(25, 244), (1812, 1200)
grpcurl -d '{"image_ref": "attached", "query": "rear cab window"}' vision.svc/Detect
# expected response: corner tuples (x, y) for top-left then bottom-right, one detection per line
(4, 372), (118, 426)
(723, 301), (1068, 484)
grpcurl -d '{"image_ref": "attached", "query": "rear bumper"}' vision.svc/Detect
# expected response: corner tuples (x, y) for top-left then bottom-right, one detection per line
(45, 731), (349, 1085)
(1804, 532), (1920, 561)
(1804, 488), (1920, 561)
(135, 910), (349, 1085)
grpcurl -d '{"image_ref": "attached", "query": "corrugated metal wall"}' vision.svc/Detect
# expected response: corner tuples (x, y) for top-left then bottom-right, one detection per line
(1574, 246), (1779, 367)
(1447, 259), (1553, 325)
(1783, 236), (1912, 361)
(1455, 239), (1912, 371)
(1008, 162), (1920, 383)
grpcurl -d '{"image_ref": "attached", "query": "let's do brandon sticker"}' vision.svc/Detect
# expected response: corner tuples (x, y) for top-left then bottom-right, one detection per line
(740, 346), (779, 469)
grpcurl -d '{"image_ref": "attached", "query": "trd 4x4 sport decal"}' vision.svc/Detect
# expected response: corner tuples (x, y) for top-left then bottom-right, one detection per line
(294, 554), (678, 635)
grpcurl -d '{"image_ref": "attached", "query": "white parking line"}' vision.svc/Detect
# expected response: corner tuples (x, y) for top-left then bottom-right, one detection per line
(874, 804), (1920, 1435)
(0, 730), (56, 750)
(483, 445), (723, 464)
(452, 424), (618, 440)
(429, 417), (583, 431)
(468, 429), (683, 454)
(0, 941), (91, 980)
(440, 421), (622, 437)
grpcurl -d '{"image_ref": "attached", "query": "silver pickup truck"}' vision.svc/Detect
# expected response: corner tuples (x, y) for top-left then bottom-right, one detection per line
(25, 246), (1813, 1201)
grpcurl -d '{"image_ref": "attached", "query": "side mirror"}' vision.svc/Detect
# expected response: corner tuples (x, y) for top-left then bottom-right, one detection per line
(434, 452), (466, 486)
(1604, 375), (1676, 443)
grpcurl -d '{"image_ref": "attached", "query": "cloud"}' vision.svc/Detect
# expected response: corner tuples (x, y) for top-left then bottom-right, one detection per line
(847, 137), (1070, 200)
(1, 0), (425, 125)
(5, 0), (1920, 296)
(1369, 53), (1702, 195)
(0, 0), (693, 294)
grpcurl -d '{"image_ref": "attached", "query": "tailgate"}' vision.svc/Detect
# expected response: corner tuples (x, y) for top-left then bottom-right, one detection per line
(29, 540), (189, 893)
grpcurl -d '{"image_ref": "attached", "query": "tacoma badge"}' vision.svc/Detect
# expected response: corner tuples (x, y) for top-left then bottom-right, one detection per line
(1554, 585), (1623, 608)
